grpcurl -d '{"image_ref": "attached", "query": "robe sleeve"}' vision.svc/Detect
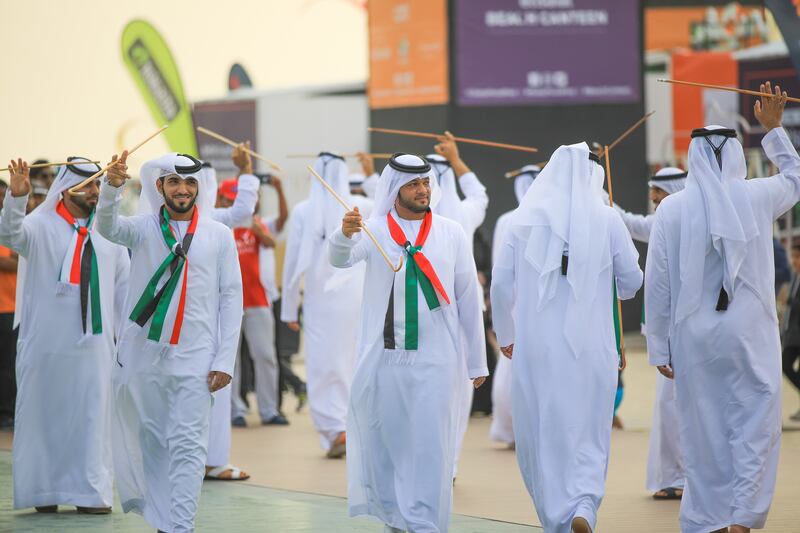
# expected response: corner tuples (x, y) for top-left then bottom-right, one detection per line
(644, 213), (671, 366)
(279, 207), (304, 323)
(612, 203), (653, 243)
(490, 232), (516, 348)
(453, 225), (488, 378)
(609, 211), (643, 300)
(113, 245), (131, 341)
(361, 173), (379, 199)
(96, 182), (144, 249)
(754, 127), (800, 219)
(212, 231), (243, 377)
(0, 191), (32, 256)
(211, 173), (259, 228)
(328, 227), (370, 268)
(458, 172), (489, 231)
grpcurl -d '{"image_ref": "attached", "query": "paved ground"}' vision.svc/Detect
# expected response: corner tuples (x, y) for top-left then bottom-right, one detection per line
(1, 335), (799, 532)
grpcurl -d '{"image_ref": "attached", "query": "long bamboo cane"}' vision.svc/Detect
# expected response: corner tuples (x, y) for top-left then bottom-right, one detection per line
(307, 165), (403, 272)
(368, 127), (538, 153)
(68, 125), (168, 195)
(196, 126), (282, 171)
(604, 144), (627, 371)
(658, 78), (799, 104)
(1, 160), (101, 172)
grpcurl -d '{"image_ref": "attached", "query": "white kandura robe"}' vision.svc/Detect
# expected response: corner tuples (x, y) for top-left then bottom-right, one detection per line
(492, 209), (642, 533)
(280, 195), (372, 449)
(205, 173), (259, 468)
(96, 183), (242, 533)
(434, 171), (489, 473)
(329, 212), (487, 533)
(0, 191), (130, 510)
(613, 205), (685, 491)
(489, 209), (515, 445)
(645, 127), (800, 532)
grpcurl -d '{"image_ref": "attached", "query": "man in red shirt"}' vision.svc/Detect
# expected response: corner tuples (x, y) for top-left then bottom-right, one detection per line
(218, 178), (289, 426)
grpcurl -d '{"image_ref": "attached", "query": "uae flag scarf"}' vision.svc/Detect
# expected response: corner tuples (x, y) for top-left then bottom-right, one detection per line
(130, 205), (199, 344)
(56, 200), (102, 335)
(383, 210), (450, 350)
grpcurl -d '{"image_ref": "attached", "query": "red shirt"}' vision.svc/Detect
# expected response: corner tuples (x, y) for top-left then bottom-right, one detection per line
(234, 219), (270, 308)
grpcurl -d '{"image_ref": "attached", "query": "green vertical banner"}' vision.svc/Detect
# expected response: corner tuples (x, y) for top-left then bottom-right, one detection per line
(121, 20), (198, 155)
(612, 283), (622, 356)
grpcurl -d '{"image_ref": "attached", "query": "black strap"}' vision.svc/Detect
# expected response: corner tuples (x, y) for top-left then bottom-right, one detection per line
(561, 254), (569, 276)
(79, 238), (93, 335)
(716, 287), (729, 311)
(702, 136), (730, 170)
(383, 279), (396, 349)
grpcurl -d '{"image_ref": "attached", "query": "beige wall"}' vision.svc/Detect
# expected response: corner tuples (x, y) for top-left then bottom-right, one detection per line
(0, 0), (368, 169)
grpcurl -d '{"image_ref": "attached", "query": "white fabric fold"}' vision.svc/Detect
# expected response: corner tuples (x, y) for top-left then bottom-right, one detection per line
(509, 142), (610, 357)
(676, 126), (760, 324)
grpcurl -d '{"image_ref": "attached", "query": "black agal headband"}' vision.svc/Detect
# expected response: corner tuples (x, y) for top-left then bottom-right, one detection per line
(651, 171), (688, 181)
(174, 154), (203, 175)
(318, 152), (345, 162)
(66, 156), (102, 178)
(588, 152), (602, 166)
(691, 128), (737, 170)
(389, 153), (431, 174)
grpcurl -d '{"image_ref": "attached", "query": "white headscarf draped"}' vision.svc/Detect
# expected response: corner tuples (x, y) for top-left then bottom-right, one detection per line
(648, 166), (687, 196)
(509, 142), (610, 357)
(676, 125), (761, 324)
(426, 154), (460, 221)
(370, 153), (441, 220)
(14, 158), (102, 328)
(513, 165), (540, 205)
(137, 153), (210, 217)
(198, 162), (218, 213)
(288, 153), (351, 287)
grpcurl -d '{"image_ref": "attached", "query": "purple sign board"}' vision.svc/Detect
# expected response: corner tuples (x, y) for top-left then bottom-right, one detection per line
(456, 0), (641, 106)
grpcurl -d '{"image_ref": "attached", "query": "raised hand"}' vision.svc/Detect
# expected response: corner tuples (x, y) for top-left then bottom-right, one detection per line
(342, 206), (363, 238)
(233, 141), (253, 175)
(754, 81), (787, 132)
(434, 131), (460, 162)
(106, 151), (130, 188)
(8, 159), (31, 197)
(357, 152), (375, 176)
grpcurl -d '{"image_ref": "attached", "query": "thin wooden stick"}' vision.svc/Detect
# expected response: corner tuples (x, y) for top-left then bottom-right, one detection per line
(68, 125), (168, 195)
(658, 78), (800, 104)
(603, 111), (655, 157)
(307, 165), (403, 273)
(604, 145), (626, 371)
(368, 127), (538, 153)
(196, 126), (282, 171)
(0, 160), (101, 172)
(287, 153), (394, 159)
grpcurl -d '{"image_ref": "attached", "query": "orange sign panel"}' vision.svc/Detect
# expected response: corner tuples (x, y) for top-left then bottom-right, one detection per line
(368, 0), (449, 109)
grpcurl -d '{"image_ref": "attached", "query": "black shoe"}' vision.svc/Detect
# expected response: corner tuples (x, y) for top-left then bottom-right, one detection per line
(232, 416), (247, 427)
(262, 414), (289, 426)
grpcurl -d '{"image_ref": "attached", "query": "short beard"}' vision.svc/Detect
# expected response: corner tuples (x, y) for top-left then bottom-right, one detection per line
(164, 194), (197, 214)
(397, 193), (429, 214)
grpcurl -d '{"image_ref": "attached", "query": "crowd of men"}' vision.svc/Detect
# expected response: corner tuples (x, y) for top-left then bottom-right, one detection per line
(0, 82), (798, 533)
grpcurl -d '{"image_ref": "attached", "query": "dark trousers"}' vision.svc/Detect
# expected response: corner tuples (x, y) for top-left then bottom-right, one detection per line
(783, 346), (800, 394)
(0, 313), (18, 420)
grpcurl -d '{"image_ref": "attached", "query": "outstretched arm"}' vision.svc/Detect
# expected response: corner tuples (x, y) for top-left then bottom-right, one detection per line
(96, 151), (144, 249)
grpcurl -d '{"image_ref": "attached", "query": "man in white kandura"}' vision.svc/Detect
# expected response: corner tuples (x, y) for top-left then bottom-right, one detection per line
(426, 132), (489, 477)
(330, 153), (488, 533)
(98, 151), (243, 533)
(0, 158), (130, 515)
(489, 165), (538, 448)
(614, 166), (688, 500)
(491, 144), (642, 533)
(645, 83), (798, 533)
(281, 152), (372, 458)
